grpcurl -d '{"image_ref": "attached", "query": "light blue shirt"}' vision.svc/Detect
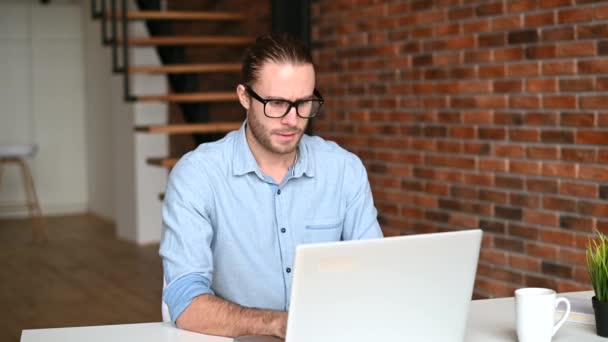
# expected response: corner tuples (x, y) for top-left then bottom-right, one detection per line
(160, 122), (383, 323)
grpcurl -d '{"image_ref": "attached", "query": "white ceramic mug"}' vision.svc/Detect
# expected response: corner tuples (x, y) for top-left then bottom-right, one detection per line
(515, 288), (571, 342)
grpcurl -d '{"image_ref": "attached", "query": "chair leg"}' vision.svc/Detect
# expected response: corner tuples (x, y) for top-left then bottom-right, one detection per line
(16, 158), (47, 242)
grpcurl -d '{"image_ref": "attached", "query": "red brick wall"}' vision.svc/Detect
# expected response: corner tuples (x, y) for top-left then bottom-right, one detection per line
(311, 0), (608, 298)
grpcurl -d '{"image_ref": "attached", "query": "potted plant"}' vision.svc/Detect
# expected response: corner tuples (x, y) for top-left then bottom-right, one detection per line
(587, 231), (608, 337)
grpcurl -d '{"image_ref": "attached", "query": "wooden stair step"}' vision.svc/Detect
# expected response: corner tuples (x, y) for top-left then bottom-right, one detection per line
(111, 10), (246, 21)
(129, 63), (240, 74)
(120, 36), (254, 46)
(147, 157), (178, 168)
(135, 122), (242, 134)
(137, 92), (237, 103)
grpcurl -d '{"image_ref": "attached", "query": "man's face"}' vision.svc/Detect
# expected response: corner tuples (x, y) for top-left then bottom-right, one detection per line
(240, 61), (315, 156)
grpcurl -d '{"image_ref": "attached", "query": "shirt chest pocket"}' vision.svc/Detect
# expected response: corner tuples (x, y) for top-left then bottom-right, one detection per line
(298, 217), (343, 244)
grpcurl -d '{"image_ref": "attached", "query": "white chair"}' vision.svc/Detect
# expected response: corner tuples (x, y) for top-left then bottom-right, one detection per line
(0, 144), (47, 241)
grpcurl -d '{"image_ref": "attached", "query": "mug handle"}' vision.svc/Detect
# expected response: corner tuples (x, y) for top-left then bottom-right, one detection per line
(552, 297), (571, 336)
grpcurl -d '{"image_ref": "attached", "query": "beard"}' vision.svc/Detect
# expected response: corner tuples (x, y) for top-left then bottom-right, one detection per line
(247, 111), (307, 155)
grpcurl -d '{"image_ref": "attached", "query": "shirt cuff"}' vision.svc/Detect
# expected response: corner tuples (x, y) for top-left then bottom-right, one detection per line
(163, 273), (214, 324)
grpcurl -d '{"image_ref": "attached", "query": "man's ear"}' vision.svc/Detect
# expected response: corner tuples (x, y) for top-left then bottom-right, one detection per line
(236, 84), (250, 110)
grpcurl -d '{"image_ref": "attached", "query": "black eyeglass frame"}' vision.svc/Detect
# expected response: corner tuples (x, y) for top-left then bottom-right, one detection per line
(244, 85), (324, 118)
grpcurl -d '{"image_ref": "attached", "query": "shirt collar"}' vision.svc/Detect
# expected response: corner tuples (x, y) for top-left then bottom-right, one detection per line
(232, 120), (315, 178)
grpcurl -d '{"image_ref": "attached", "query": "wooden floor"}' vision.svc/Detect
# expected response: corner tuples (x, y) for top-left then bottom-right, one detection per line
(0, 214), (162, 342)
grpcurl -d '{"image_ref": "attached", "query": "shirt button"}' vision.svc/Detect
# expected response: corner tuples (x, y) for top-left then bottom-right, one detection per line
(286, 267), (292, 273)
(277, 189), (281, 195)
(281, 228), (286, 233)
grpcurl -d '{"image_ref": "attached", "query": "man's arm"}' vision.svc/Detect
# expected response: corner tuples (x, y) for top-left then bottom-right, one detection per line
(177, 294), (287, 338)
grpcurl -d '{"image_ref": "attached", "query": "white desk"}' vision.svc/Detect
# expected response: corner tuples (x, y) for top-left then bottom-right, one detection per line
(21, 291), (600, 342)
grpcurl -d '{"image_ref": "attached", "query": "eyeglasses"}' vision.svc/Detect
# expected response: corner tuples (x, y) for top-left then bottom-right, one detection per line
(244, 85), (324, 118)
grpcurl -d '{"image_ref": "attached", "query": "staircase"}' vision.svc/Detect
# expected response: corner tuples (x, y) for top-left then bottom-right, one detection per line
(89, 0), (264, 193)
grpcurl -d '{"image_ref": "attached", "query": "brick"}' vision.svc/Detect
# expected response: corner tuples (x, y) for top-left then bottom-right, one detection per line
(510, 193), (541, 208)
(448, 6), (475, 20)
(494, 80), (523, 93)
(560, 181), (598, 198)
(581, 96), (608, 109)
(526, 78), (557, 92)
(539, 0), (570, 8)
(480, 127), (507, 140)
(509, 254), (541, 272)
(562, 147), (596, 162)
(525, 45), (557, 59)
(508, 29), (539, 44)
(508, 62), (539, 76)
(510, 95), (540, 109)
(541, 26), (574, 41)
(560, 6), (594, 24)
(542, 162), (577, 178)
(464, 142), (490, 155)
(601, 185), (608, 200)
(576, 131), (608, 145)
(579, 201), (608, 217)
(461, 21), (491, 37)
(479, 159), (508, 172)
(492, 15), (523, 30)
(479, 33), (506, 47)
(542, 95), (576, 109)
(524, 209), (559, 226)
(541, 261), (572, 278)
(557, 281), (591, 293)
(560, 78), (595, 92)
(578, 23), (608, 40)
(449, 66), (477, 79)
(510, 160), (541, 174)
(435, 23), (460, 36)
(525, 11), (555, 27)
(424, 182), (449, 196)
(599, 77), (608, 90)
(542, 60), (576, 75)
(557, 41), (597, 57)
(561, 113), (595, 127)
(449, 126), (476, 139)
(579, 165), (608, 182)
(476, 2), (503, 16)
(601, 41), (608, 55)
(449, 213), (479, 229)
(560, 214), (595, 232)
(542, 229), (576, 247)
(509, 128), (540, 142)
(494, 47), (524, 62)
(527, 241), (558, 258)
(543, 196), (577, 212)
(509, 223), (540, 239)
(540, 130), (574, 143)
(463, 173), (494, 187)
(464, 50), (492, 64)
(495, 113), (524, 125)
(479, 190), (509, 204)
(600, 150), (608, 163)
(525, 113), (558, 126)
(495, 236), (525, 252)
(527, 179), (558, 193)
(579, 59), (608, 74)
(526, 146), (559, 160)
(600, 113), (608, 126)
(496, 176), (525, 190)
(478, 65), (506, 78)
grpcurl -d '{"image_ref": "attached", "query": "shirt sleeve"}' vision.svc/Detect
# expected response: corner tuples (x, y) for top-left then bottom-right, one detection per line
(159, 157), (216, 323)
(341, 153), (384, 241)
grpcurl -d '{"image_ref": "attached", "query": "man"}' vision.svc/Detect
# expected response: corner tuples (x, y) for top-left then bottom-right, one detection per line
(160, 33), (383, 338)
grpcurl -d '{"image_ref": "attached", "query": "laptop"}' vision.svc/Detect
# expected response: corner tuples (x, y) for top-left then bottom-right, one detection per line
(235, 229), (482, 342)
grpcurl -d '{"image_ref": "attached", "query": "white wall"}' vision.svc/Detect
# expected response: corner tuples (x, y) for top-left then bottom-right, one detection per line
(0, 0), (167, 244)
(82, 0), (168, 244)
(0, 0), (88, 215)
